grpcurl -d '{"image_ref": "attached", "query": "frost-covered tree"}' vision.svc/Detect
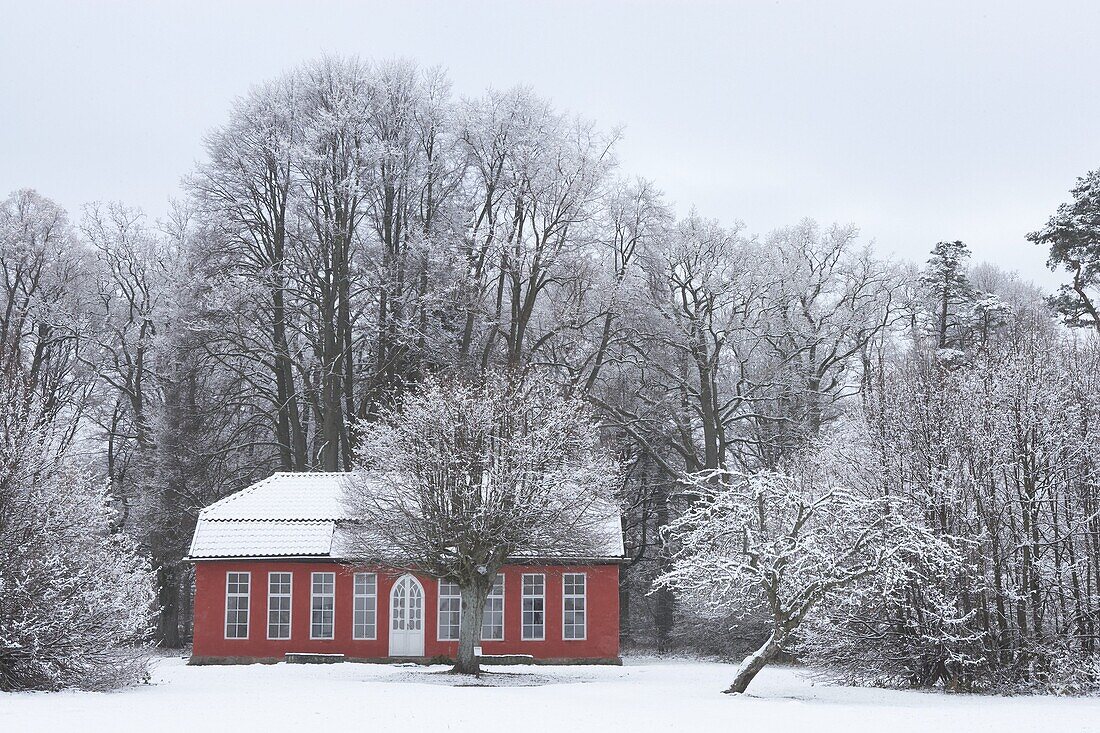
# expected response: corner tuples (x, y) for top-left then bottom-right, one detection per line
(188, 71), (308, 471)
(453, 88), (620, 376)
(747, 221), (903, 464)
(659, 466), (898, 694)
(346, 375), (621, 674)
(0, 190), (94, 431)
(588, 216), (901, 649)
(0, 387), (155, 691)
(919, 240), (974, 350)
(801, 520), (983, 690)
(828, 308), (1100, 692)
(1028, 168), (1100, 334)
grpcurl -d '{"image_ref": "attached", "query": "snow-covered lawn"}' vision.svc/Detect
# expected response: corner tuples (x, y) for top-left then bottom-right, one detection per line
(2, 656), (1099, 733)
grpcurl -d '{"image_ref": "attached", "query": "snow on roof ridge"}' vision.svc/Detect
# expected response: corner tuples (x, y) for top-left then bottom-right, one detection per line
(198, 471), (352, 519)
(272, 471), (353, 476)
(202, 517), (335, 523)
(197, 473), (279, 517)
(199, 471), (352, 522)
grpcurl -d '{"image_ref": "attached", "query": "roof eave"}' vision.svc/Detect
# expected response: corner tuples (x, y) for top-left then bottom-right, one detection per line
(185, 554), (333, 562)
(188, 554), (629, 565)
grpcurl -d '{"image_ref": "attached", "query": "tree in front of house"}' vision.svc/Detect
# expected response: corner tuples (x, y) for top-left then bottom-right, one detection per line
(658, 462), (901, 694)
(1028, 168), (1100, 334)
(345, 375), (621, 675)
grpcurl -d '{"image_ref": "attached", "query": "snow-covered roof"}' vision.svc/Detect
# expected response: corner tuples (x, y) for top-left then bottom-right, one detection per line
(190, 520), (336, 558)
(198, 472), (351, 522)
(188, 473), (349, 559)
(188, 471), (625, 561)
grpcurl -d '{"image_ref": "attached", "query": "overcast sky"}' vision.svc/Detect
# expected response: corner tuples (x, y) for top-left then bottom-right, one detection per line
(3, 0), (1098, 287)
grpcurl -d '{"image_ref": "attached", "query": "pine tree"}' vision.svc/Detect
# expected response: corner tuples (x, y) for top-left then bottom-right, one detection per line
(1028, 168), (1100, 333)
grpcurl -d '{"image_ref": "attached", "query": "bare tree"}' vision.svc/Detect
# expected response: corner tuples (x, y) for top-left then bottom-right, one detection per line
(345, 375), (620, 674)
(455, 90), (620, 376)
(0, 189), (92, 433)
(189, 75), (309, 470)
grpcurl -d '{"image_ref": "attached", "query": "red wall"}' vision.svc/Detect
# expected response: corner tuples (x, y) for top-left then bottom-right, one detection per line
(192, 560), (620, 662)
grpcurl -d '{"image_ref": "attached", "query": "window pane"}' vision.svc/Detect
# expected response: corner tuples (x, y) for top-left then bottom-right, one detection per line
(563, 573), (586, 640)
(438, 580), (462, 641)
(480, 574), (504, 641)
(310, 572), (335, 639)
(521, 574), (544, 640)
(226, 572), (250, 639)
(267, 573), (292, 639)
(353, 573), (377, 639)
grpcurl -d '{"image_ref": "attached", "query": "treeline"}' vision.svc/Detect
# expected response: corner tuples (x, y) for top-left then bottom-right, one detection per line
(2, 53), (1098, 692)
(802, 243), (1100, 692)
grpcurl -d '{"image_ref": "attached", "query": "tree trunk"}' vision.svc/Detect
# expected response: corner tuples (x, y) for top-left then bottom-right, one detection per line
(182, 565), (195, 643)
(619, 571), (632, 648)
(272, 250), (306, 471)
(654, 477), (675, 653)
(157, 563), (182, 649)
(454, 578), (491, 675)
(654, 474), (675, 653)
(725, 632), (781, 694)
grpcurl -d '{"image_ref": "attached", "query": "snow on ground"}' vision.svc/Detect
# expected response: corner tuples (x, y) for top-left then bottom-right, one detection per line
(2, 656), (1099, 733)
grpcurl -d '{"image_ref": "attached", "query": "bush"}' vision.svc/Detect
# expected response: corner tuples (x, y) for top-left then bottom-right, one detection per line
(0, 416), (156, 691)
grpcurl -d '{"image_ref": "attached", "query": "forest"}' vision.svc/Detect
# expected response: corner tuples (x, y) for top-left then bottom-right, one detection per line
(2, 54), (1100, 694)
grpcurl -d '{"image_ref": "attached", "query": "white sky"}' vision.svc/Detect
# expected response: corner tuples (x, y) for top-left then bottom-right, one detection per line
(3, 0), (1099, 287)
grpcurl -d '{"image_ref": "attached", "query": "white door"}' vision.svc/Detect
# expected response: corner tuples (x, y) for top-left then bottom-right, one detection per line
(388, 575), (425, 657)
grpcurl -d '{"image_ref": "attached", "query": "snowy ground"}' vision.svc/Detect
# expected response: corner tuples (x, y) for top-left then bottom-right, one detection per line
(2, 656), (1099, 733)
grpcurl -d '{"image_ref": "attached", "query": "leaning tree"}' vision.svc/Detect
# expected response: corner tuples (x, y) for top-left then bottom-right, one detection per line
(345, 375), (621, 674)
(659, 467), (900, 694)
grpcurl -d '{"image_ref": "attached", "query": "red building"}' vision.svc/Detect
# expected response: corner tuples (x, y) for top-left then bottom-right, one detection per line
(188, 473), (624, 664)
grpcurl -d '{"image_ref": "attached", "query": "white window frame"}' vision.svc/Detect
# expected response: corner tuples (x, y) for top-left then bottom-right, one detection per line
(224, 571), (250, 640)
(353, 572), (377, 640)
(481, 573), (505, 641)
(437, 579), (462, 642)
(310, 571), (336, 640)
(521, 573), (545, 641)
(266, 571), (293, 640)
(562, 572), (587, 641)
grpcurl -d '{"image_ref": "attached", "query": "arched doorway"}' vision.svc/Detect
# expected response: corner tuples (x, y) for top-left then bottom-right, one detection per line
(388, 574), (425, 656)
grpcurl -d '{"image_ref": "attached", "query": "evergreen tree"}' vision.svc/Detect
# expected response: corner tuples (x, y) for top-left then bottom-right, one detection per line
(919, 240), (974, 350)
(1028, 168), (1100, 333)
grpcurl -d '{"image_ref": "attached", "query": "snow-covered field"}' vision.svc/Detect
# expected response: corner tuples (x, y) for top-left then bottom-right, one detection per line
(2, 656), (1099, 733)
